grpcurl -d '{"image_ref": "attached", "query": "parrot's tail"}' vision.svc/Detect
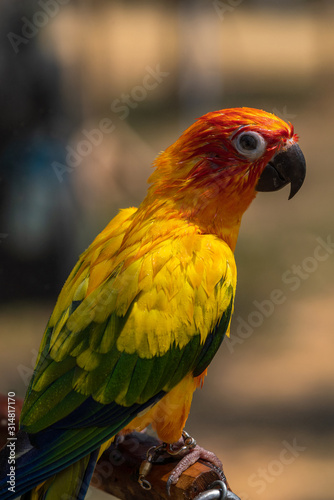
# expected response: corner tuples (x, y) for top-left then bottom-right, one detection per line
(0, 429), (100, 499)
(0, 390), (165, 499)
(19, 452), (98, 500)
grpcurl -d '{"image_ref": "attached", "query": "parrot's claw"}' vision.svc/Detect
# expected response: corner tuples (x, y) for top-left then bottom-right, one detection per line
(165, 431), (225, 496)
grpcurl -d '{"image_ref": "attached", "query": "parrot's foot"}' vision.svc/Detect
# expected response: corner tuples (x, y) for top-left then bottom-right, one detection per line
(165, 431), (225, 495)
(137, 431), (228, 496)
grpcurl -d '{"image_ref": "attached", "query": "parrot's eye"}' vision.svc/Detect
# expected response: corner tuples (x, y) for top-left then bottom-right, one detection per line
(234, 131), (266, 160)
(239, 134), (257, 150)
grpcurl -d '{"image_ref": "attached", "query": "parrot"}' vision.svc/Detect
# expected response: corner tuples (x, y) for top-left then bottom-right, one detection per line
(0, 107), (306, 499)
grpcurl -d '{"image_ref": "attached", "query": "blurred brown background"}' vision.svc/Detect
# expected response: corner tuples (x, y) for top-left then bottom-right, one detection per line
(0, 1), (333, 499)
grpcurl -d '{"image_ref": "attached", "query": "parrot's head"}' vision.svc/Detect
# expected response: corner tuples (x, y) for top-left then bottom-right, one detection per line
(148, 107), (306, 244)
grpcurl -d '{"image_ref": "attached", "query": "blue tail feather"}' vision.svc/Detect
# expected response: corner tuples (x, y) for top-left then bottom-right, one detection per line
(0, 391), (166, 498)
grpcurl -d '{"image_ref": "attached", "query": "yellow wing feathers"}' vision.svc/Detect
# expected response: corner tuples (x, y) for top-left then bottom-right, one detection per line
(48, 209), (235, 364)
(23, 207), (236, 424)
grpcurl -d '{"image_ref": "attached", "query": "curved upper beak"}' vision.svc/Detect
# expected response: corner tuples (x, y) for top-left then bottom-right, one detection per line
(256, 143), (306, 199)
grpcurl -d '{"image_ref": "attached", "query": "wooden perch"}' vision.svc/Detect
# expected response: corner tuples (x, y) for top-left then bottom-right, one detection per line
(0, 394), (233, 499)
(93, 432), (224, 499)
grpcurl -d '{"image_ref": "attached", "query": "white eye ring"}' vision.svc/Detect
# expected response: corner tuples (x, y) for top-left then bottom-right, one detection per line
(233, 130), (267, 160)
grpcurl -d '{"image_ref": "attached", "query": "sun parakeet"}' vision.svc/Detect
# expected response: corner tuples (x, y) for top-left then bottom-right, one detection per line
(0, 108), (306, 499)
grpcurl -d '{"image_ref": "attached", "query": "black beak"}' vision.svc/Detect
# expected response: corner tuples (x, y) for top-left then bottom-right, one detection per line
(256, 143), (306, 199)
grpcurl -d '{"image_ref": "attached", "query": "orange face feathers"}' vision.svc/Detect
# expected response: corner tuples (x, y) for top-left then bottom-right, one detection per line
(150, 108), (297, 195)
(143, 107), (305, 244)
